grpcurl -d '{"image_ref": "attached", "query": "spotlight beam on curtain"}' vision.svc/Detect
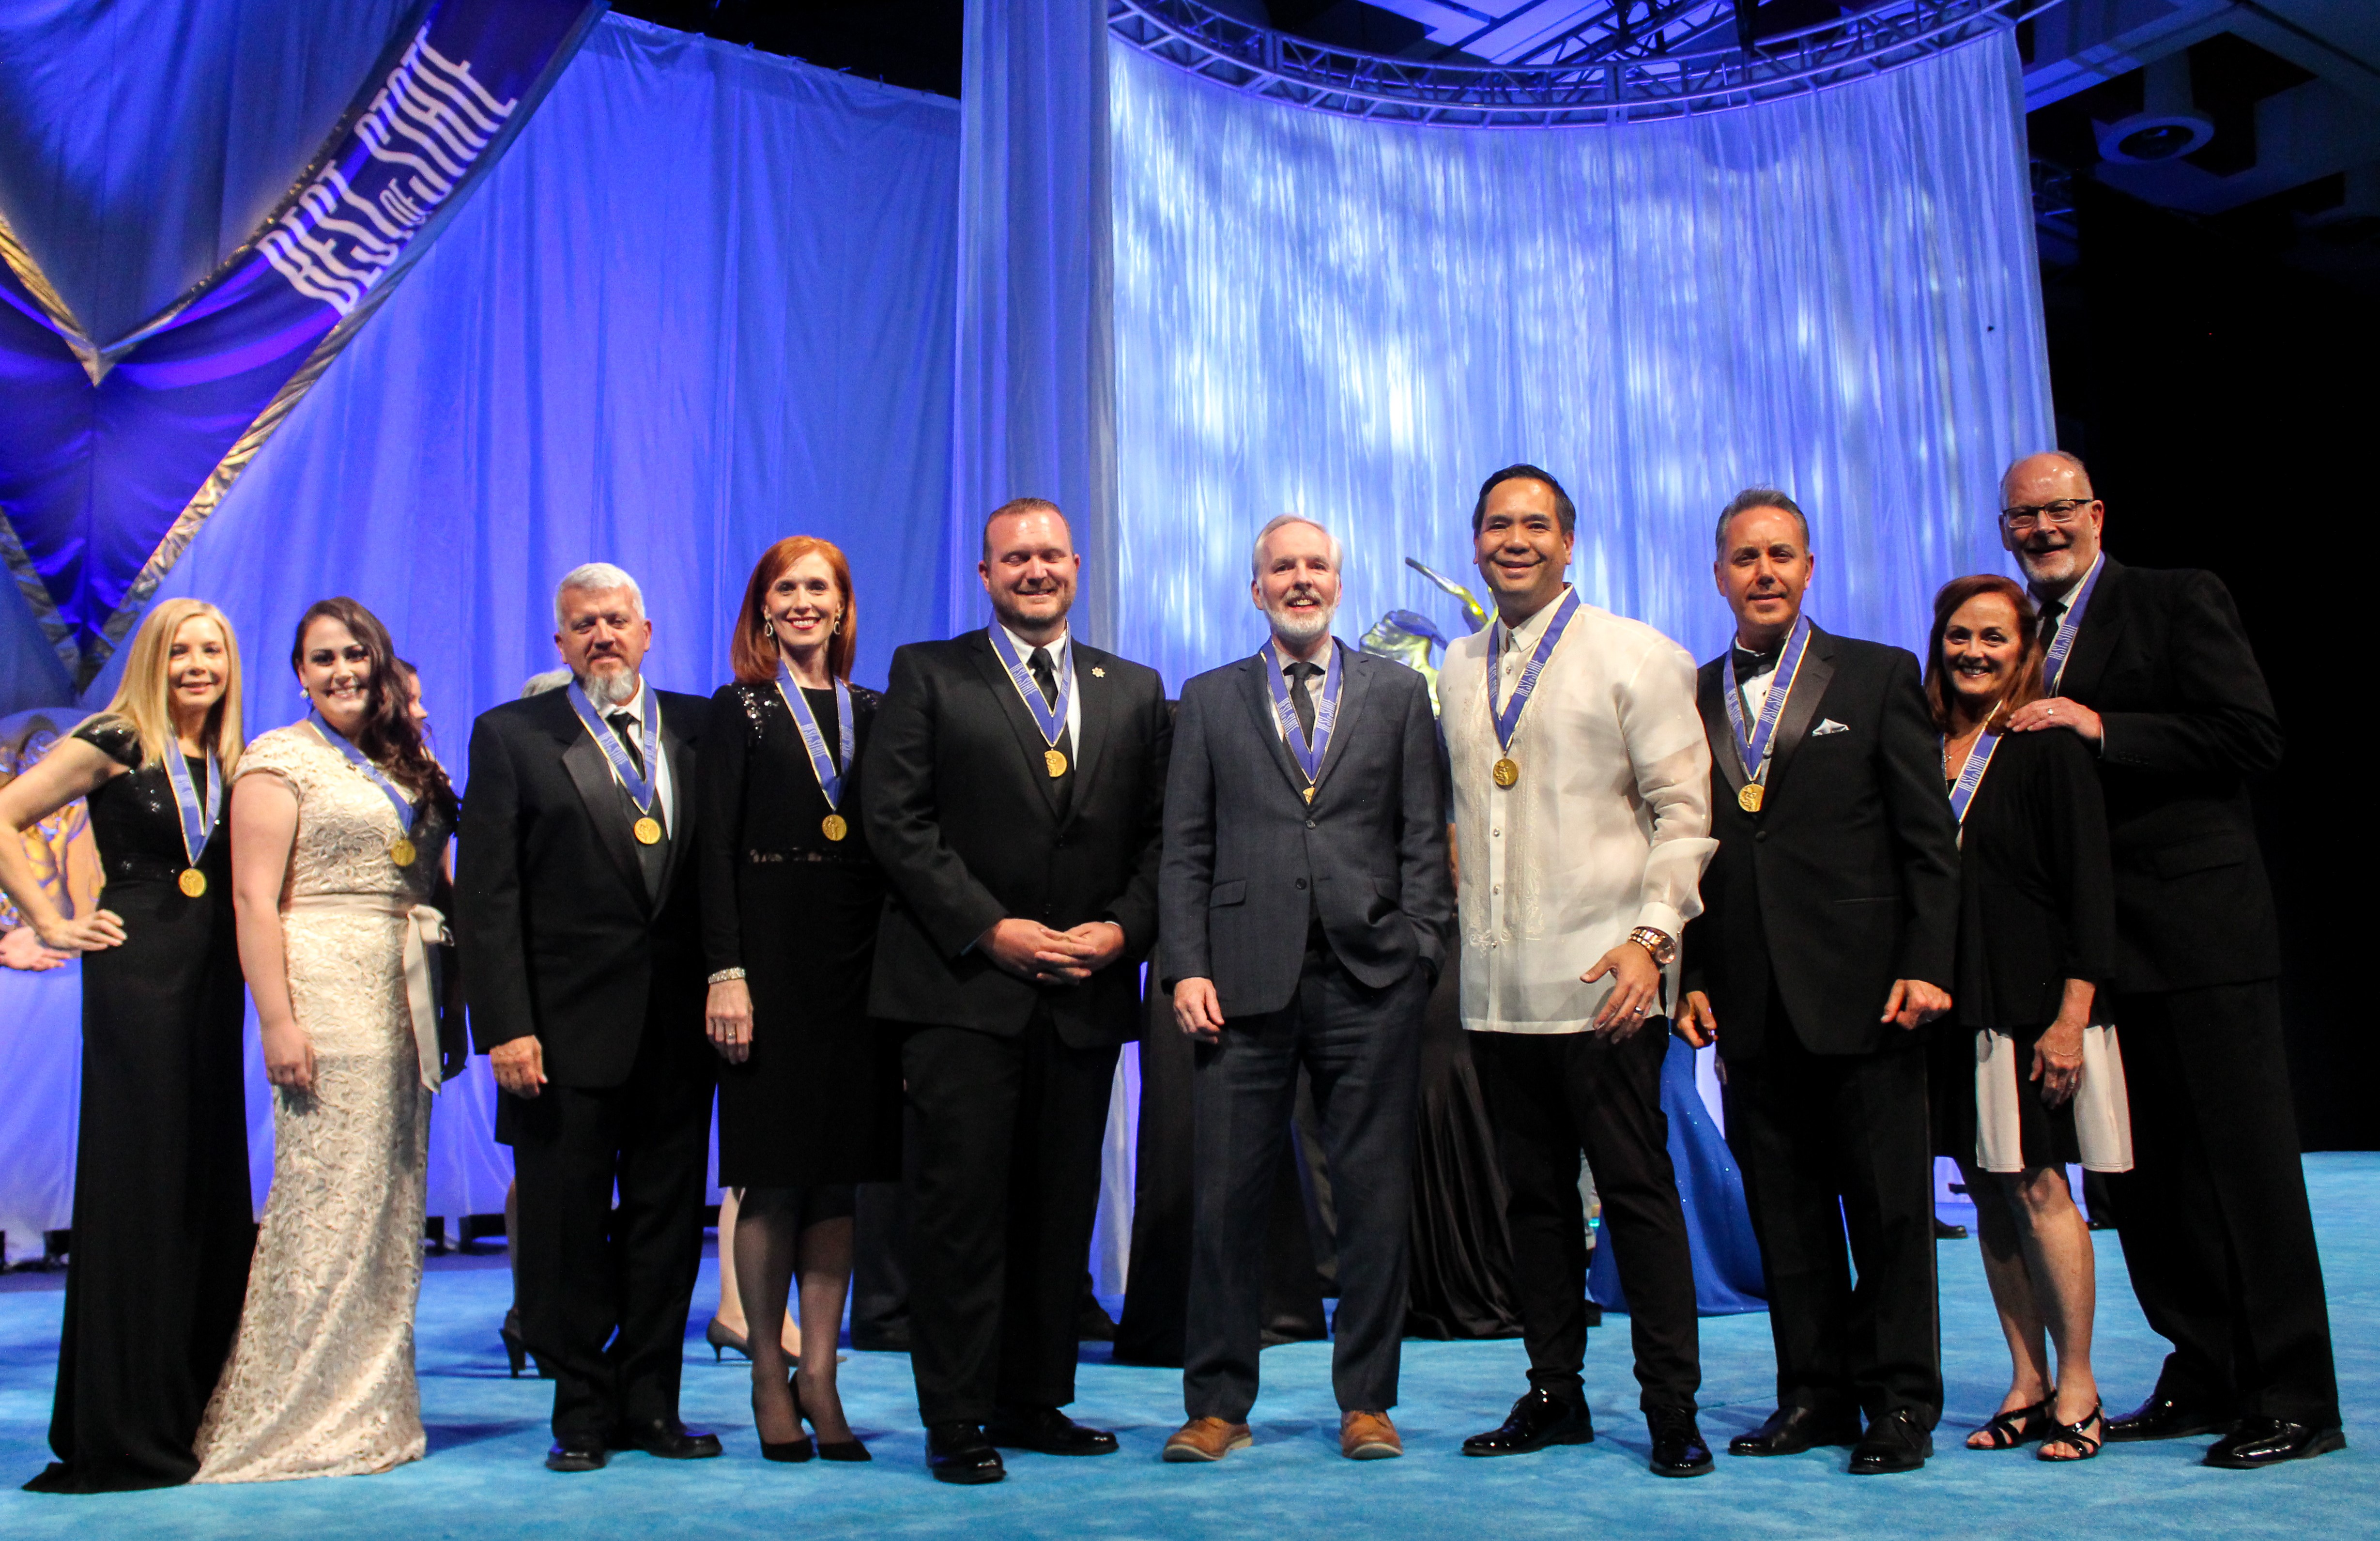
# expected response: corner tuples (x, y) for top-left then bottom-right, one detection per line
(1108, 32), (2051, 687)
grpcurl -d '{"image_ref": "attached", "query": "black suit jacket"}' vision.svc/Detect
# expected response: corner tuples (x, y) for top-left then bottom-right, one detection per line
(456, 686), (712, 1088)
(1680, 624), (1960, 1059)
(1158, 644), (1452, 1018)
(861, 629), (1170, 1048)
(2049, 557), (2283, 992)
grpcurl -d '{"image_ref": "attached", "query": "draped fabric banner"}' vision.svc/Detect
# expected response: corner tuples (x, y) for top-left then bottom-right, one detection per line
(0, 0), (604, 693)
(949, 0), (1119, 645)
(1108, 33), (2051, 687)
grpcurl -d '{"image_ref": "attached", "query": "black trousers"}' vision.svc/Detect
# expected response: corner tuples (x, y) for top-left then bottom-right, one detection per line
(504, 1016), (715, 1444)
(1184, 952), (1426, 1421)
(1723, 1013), (1939, 1426)
(2108, 982), (2339, 1427)
(1471, 1024), (1700, 1414)
(899, 1011), (1119, 1426)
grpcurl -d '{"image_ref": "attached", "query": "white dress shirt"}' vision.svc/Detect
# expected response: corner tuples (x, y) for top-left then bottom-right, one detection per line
(582, 676), (676, 833)
(997, 620), (1082, 747)
(1443, 588), (1717, 1033)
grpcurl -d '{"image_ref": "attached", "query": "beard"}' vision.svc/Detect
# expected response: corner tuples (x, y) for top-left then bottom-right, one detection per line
(1265, 596), (1336, 647)
(579, 664), (637, 709)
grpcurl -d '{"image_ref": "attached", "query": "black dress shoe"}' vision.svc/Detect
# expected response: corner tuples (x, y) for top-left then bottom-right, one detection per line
(1461, 1387), (1594, 1456)
(2106, 1391), (2232, 1443)
(1728, 1406), (1861, 1457)
(612, 1418), (722, 1460)
(2203, 1418), (2346, 1469)
(927, 1422), (1006, 1484)
(1847, 1408), (1933, 1475)
(545, 1436), (608, 1472)
(1648, 1410), (1714, 1478)
(985, 1405), (1120, 1456)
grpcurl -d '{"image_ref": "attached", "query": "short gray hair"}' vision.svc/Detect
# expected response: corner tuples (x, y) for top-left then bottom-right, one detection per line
(1999, 449), (2093, 502)
(1251, 514), (1343, 579)
(1714, 488), (1810, 556)
(553, 563), (646, 628)
(519, 668), (573, 698)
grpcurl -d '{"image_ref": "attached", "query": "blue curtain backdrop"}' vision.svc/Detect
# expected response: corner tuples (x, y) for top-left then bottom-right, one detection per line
(0, 12), (961, 1238)
(1108, 34), (2052, 686)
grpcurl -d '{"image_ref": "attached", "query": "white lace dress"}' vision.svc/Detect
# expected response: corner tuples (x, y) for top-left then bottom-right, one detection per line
(192, 724), (449, 1483)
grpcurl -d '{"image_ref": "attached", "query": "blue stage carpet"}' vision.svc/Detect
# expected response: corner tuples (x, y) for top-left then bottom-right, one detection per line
(4, 1154), (2372, 1539)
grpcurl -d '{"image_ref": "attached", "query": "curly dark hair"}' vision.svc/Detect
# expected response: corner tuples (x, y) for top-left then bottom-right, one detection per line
(289, 598), (457, 819)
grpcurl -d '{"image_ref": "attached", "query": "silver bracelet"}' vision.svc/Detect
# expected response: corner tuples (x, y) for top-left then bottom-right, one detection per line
(706, 968), (746, 985)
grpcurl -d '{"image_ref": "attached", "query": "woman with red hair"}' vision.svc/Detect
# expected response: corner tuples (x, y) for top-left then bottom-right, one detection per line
(697, 537), (899, 1463)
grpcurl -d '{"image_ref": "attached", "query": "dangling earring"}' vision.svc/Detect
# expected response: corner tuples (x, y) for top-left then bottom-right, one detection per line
(764, 617), (775, 640)
(832, 612), (843, 636)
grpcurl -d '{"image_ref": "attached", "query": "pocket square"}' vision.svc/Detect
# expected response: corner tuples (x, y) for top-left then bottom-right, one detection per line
(1810, 718), (1850, 737)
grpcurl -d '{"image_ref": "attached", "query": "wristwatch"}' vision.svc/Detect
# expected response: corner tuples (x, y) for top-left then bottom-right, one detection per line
(1627, 926), (1676, 967)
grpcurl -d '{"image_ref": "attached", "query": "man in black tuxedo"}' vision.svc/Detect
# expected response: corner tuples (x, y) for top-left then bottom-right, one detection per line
(457, 564), (718, 1472)
(1156, 515), (1450, 1465)
(861, 498), (1170, 1484)
(1996, 450), (2340, 1467)
(1678, 490), (1960, 1475)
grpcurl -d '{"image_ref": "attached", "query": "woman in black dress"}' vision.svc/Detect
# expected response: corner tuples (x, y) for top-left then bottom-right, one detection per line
(701, 536), (900, 1463)
(1924, 573), (2119, 1464)
(0, 599), (252, 1493)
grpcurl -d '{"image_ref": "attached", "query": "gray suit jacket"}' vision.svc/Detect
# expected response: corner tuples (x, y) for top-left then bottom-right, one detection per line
(1158, 642), (1453, 1019)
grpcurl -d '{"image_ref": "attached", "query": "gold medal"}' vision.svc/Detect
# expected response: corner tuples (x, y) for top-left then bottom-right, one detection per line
(389, 836), (417, 868)
(634, 816), (663, 846)
(1044, 748), (1068, 778)
(1492, 757), (1520, 789)
(1738, 783), (1764, 813)
(1302, 786), (1315, 804)
(821, 813), (848, 842)
(177, 868), (207, 898)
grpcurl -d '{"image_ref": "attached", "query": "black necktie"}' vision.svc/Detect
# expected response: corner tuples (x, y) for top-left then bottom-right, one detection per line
(1028, 646), (1059, 709)
(2039, 600), (2066, 648)
(607, 710), (648, 779)
(1286, 661), (1321, 745)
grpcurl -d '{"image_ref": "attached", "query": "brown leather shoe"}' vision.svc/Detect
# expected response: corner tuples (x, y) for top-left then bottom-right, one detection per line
(1341, 1410), (1403, 1460)
(1163, 1417), (1254, 1463)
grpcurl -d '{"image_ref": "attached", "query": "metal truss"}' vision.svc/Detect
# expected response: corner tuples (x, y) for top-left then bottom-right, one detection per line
(1107, 0), (2051, 126)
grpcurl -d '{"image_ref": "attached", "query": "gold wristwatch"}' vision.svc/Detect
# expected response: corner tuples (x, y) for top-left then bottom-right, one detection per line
(1627, 926), (1676, 967)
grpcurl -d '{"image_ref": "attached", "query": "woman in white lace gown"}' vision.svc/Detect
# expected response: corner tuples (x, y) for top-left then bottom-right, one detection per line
(194, 600), (457, 1484)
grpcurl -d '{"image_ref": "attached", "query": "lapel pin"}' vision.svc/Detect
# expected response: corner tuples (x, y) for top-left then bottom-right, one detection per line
(1091, 666), (1105, 678)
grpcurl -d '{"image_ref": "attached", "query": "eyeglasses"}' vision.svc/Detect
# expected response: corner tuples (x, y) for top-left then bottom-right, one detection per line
(2000, 498), (2096, 532)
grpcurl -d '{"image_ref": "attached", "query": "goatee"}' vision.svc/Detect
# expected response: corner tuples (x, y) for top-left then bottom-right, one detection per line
(580, 668), (637, 709)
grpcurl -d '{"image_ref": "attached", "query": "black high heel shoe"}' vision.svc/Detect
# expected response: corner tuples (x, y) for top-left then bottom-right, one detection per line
(501, 1308), (528, 1378)
(761, 1371), (814, 1463)
(706, 1317), (750, 1362)
(796, 1368), (870, 1462)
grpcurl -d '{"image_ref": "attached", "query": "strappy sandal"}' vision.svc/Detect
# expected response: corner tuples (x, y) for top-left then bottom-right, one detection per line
(1967, 1398), (2053, 1450)
(2037, 1403), (2104, 1463)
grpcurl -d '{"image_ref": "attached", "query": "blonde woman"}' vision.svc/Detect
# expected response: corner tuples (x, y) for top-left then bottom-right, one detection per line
(2, 600), (252, 1494)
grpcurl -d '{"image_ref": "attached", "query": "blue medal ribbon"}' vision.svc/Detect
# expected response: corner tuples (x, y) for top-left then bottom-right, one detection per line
(1720, 611), (1812, 784)
(775, 661), (853, 810)
(986, 625), (1072, 749)
(162, 742), (222, 867)
(565, 680), (660, 817)
(1945, 728), (2002, 835)
(2041, 552), (2104, 696)
(1489, 588), (1581, 752)
(1261, 638), (1344, 790)
(307, 709), (417, 834)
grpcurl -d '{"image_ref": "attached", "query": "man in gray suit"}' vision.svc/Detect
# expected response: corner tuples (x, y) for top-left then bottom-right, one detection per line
(1157, 515), (1453, 1464)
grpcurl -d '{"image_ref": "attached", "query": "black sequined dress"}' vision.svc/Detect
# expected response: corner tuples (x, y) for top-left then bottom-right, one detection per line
(24, 719), (251, 1494)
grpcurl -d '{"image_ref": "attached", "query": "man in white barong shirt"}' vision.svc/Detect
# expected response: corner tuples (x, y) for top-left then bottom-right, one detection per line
(1441, 465), (1719, 1479)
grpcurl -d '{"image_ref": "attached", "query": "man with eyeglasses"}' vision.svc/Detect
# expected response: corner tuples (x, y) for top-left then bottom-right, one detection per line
(1996, 451), (2341, 1469)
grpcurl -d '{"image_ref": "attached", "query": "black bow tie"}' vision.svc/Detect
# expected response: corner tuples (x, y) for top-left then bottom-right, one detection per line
(1733, 646), (1780, 680)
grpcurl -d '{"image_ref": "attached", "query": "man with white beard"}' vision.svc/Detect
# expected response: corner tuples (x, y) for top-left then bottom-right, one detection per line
(458, 564), (719, 1472)
(1157, 516), (1452, 1464)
